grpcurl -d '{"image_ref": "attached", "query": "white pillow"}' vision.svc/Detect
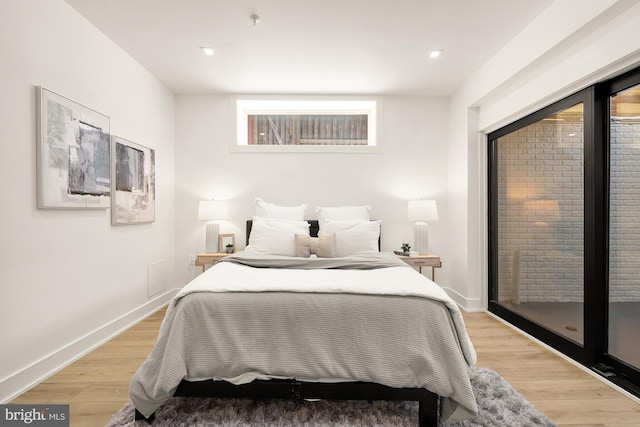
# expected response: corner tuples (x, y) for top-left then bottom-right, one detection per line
(316, 205), (371, 223)
(255, 197), (307, 221)
(318, 220), (380, 257)
(246, 217), (310, 256)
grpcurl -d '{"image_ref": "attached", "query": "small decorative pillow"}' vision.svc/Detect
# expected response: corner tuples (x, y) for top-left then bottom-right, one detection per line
(295, 233), (336, 258)
(255, 197), (307, 221)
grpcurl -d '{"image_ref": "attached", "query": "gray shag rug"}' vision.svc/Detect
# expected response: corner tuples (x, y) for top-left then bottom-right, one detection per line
(107, 367), (557, 426)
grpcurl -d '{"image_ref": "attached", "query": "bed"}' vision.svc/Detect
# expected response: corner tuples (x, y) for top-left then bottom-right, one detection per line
(129, 211), (478, 426)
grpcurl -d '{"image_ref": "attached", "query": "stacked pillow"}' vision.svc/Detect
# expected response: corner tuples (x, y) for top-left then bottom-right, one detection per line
(247, 217), (310, 256)
(254, 197), (307, 221)
(316, 205), (380, 257)
(245, 198), (380, 258)
(246, 198), (309, 256)
(316, 205), (371, 226)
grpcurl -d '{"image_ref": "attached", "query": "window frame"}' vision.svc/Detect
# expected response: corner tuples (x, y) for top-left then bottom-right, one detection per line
(231, 97), (382, 153)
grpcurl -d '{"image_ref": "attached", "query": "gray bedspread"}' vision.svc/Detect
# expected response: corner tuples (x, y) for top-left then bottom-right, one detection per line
(129, 253), (478, 423)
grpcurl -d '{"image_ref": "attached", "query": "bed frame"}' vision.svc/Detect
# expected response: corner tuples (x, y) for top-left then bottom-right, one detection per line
(135, 379), (440, 426)
(134, 220), (440, 426)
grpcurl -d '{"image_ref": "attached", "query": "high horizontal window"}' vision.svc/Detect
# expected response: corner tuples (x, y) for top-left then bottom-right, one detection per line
(234, 99), (379, 152)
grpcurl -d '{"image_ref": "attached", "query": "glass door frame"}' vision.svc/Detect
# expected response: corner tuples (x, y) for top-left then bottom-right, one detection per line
(599, 68), (640, 391)
(488, 67), (640, 396)
(487, 87), (598, 364)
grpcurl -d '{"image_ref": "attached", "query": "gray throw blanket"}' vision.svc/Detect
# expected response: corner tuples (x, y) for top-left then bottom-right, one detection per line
(219, 251), (411, 270)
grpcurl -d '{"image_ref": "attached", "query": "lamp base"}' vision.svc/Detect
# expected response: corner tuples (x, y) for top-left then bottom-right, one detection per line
(413, 222), (429, 255)
(205, 222), (220, 253)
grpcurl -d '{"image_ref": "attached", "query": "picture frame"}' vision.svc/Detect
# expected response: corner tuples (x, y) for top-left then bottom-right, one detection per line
(36, 86), (111, 209)
(218, 234), (236, 253)
(111, 136), (156, 225)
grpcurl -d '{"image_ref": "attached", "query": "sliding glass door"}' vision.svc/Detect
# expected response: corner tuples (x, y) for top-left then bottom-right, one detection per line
(492, 101), (585, 347)
(488, 67), (640, 395)
(608, 81), (640, 374)
(488, 90), (593, 362)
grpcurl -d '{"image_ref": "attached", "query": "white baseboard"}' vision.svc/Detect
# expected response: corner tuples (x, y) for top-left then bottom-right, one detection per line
(1, 288), (179, 404)
(442, 286), (484, 312)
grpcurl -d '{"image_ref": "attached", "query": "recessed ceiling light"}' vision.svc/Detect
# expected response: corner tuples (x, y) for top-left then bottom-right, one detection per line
(429, 50), (443, 59)
(200, 47), (215, 56)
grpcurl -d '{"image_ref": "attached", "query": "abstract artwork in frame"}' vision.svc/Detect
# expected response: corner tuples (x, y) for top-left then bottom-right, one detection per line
(111, 136), (155, 225)
(36, 86), (111, 209)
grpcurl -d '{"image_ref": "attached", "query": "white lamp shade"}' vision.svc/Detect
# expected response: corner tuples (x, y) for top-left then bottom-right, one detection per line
(407, 200), (438, 222)
(198, 200), (229, 220)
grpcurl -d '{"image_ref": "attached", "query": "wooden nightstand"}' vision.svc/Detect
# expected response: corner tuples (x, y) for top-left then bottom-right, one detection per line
(195, 252), (235, 271)
(397, 254), (442, 281)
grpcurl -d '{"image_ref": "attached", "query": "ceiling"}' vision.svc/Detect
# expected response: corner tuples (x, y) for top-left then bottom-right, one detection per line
(64, 0), (554, 96)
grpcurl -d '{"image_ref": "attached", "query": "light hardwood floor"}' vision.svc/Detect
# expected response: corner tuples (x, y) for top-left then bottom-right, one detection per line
(11, 309), (640, 426)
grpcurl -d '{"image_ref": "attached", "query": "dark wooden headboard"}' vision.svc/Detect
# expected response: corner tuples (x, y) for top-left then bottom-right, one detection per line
(246, 220), (380, 249)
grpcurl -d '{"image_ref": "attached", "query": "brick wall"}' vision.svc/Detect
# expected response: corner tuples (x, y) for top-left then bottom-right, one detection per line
(496, 118), (640, 303)
(609, 120), (640, 302)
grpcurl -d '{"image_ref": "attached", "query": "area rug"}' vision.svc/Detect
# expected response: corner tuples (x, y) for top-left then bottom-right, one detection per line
(106, 367), (557, 426)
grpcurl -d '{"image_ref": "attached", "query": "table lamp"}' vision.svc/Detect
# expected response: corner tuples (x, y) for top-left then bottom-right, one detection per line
(407, 200), (438, 254)
(198, 200), (229, 253)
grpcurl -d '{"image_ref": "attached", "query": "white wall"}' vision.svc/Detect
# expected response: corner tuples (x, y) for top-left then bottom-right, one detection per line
(7, 0), (639, 404)
(0, 0), (176, 402)
(448, 0), (640, 310)
(175, 95), (451, 285)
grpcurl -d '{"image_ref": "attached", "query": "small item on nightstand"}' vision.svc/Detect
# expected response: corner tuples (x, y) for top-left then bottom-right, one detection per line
(225, 244), (234, 254)
(394, 243), (411, 256)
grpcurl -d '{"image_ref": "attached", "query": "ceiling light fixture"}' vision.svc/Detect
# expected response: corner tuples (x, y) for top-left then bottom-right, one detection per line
(429, 50), (442, 59)
(250, 14), (260, 26)
(200, 47), (215, 56)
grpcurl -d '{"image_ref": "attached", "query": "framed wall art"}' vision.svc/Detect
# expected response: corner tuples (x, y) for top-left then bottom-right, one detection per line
(111, 136), (155, 225)
(36, 86), (111, 209)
